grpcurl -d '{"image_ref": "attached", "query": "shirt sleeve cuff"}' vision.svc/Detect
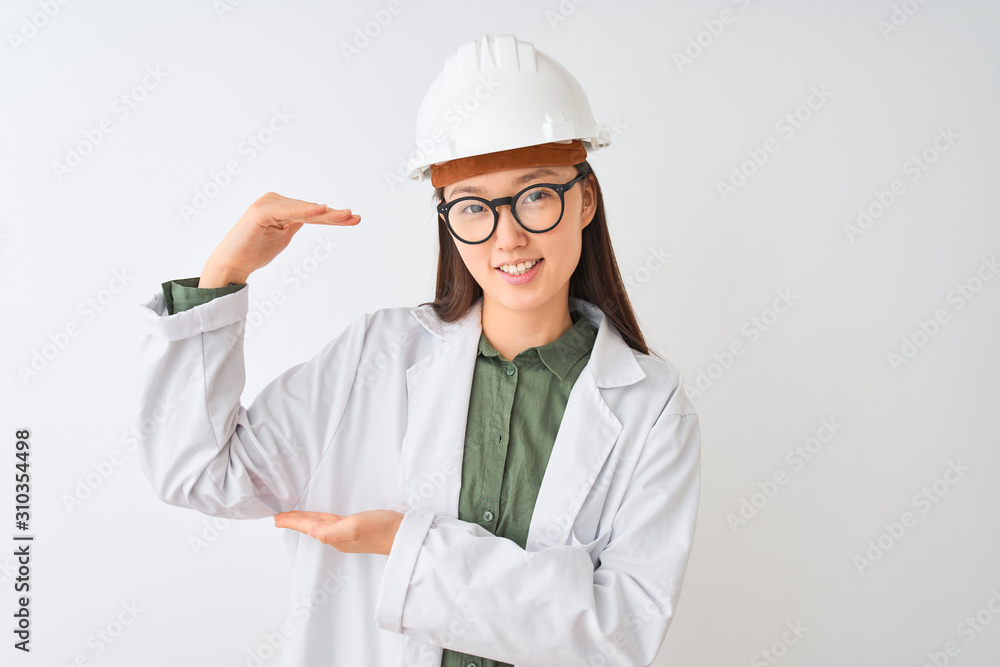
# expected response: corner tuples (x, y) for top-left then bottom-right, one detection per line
(162, 277), (247, 315)
(374, 508), (435, 634)
(138, 278), (250, 342)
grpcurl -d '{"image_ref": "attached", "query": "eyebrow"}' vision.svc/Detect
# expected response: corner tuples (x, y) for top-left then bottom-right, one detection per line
(447, 168), (562, 198)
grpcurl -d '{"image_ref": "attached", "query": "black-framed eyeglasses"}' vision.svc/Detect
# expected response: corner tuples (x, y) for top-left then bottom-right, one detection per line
(437, 169), (589, 245)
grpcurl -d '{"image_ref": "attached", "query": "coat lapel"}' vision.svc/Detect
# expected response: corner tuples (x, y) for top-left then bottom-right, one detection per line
(526, 297), (646, 551)
(396, 301), (483, 517)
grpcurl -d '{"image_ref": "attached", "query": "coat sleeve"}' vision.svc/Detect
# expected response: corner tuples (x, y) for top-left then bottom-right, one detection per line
(134, 283), (369, 519)
(374, 408), (702, 666)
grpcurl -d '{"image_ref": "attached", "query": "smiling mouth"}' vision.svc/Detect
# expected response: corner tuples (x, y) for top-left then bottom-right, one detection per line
(496, 258), (542, 276)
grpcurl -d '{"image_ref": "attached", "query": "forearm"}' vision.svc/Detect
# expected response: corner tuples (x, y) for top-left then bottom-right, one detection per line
(376, 412), (701, 666)
(377, 511), (677, 666)
(136, 286), (283, 518)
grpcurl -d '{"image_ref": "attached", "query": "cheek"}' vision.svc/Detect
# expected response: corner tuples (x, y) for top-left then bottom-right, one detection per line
(545, 228), (584, 271)
(453, 241), (488, 276)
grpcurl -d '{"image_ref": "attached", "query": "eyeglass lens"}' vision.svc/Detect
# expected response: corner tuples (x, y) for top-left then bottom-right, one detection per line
(449, 186), (563, 243)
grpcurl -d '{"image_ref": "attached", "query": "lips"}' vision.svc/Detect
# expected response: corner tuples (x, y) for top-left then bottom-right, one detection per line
(495, 258), (543, 285)
(496, 258), (542, 276)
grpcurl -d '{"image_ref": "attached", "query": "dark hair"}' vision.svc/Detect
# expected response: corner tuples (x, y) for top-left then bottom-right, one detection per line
(419, 160), (652, 356)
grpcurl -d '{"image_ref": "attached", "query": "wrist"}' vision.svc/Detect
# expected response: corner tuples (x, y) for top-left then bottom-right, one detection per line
(198, 264), (247, 289)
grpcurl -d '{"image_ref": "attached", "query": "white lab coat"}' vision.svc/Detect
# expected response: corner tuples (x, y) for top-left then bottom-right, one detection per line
(135, 284), (701, 667)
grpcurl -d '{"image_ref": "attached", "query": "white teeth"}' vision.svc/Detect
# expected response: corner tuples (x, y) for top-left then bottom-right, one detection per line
(499, 259), (538, 275)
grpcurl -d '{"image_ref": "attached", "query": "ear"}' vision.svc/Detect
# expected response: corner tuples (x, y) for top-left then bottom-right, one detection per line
(580, 175), (596, 228)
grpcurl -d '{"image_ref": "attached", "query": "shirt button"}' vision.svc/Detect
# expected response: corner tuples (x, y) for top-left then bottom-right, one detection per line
(482, 510), (494, 522)
(466, 663), (478, 667)
(504, 365), (515, 375)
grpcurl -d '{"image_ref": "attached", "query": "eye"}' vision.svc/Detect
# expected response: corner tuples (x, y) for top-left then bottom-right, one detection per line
(524, 188), (551, 204)
(459, 202), (488, 216)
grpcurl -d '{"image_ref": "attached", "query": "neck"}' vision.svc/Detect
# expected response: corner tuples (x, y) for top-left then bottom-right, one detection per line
(481, 292), (573, 361)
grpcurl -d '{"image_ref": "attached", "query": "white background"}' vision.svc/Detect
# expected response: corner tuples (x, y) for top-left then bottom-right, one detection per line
(2, 0), (999, 665)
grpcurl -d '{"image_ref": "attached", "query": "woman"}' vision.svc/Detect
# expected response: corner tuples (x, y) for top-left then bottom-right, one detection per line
(137, 34), (701, 667)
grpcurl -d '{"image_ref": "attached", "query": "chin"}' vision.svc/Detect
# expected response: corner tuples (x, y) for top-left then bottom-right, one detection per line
(484, 285), (558, 314)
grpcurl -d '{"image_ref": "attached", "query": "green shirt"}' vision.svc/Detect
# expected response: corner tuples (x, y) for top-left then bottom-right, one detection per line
(161, 279), (598, 667)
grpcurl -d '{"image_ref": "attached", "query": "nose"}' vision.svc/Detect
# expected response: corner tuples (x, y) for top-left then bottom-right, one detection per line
(493, 203), (527, 250)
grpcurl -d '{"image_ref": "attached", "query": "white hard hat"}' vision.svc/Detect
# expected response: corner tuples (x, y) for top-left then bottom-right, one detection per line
(405, 34), (611, 182)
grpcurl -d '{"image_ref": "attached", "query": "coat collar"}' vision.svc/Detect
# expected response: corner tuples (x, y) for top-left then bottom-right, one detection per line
(408, 296), (645, 388)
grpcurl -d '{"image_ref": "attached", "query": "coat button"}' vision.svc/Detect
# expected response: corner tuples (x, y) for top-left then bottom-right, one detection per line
(482, 510), (494, 522)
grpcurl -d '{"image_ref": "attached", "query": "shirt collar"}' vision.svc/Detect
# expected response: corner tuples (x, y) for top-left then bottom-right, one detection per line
(409, 296), (646, 388)
(476, 310), (597, 380)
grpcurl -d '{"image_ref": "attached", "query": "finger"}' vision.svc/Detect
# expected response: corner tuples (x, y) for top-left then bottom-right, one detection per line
(273, 512), (345, 534)
(273, 516), (317, 535)
(282, 214), (353, 224)
(280, 214), (360, 227)
(272, 199), (329, 218)
(276, 517), (349, 546)
(299, 207), (357, 220)
(301, 213), (361, 227)
(276, 510), (345, 520)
